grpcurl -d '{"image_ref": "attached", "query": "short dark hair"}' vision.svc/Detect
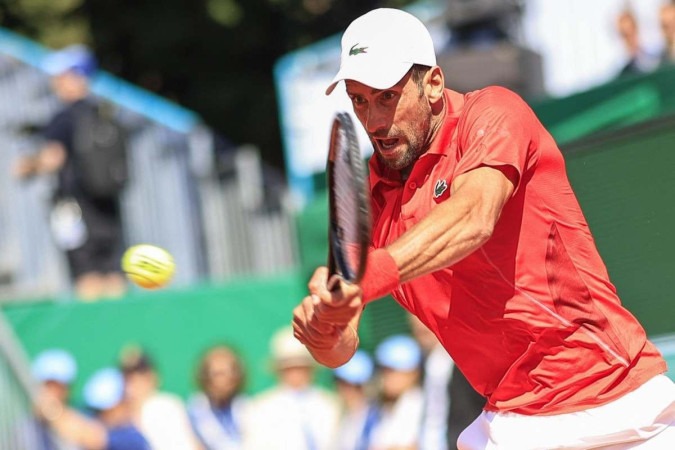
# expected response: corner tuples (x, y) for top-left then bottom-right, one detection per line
(119, 345), (155, 375)
(410, 64), (431, 93)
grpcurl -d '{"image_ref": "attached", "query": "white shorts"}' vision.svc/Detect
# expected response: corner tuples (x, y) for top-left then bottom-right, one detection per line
(457, 374), (675, 450)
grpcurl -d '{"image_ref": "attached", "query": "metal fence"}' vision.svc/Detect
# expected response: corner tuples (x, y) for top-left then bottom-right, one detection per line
(0, 30), (298, 302)
(0, 311), (76, 450)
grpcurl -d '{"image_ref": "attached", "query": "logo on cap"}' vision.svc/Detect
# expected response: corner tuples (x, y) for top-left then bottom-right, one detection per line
(349, 43), (368, 56)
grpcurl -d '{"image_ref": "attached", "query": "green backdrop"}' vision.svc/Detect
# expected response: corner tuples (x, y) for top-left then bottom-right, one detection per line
(3, 273), (310, 404)
(2, 270), (410, 404)
(561, 117), (675, 335)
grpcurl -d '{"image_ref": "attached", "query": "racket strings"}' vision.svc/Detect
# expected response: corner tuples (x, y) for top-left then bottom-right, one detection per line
(331, 129), (367, 279)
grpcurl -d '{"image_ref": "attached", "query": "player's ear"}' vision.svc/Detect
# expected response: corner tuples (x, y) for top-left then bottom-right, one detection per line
(425, 66), (445, 104)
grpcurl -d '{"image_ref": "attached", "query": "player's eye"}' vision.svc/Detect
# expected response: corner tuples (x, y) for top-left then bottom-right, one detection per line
(380, 91), (397, 103)
(349, 94), (367, 106)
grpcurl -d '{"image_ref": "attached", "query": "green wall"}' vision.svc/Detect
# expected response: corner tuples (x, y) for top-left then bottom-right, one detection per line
(530, 64), (675, 145)
(2, 270), (414, 404)
(562, 118), (675, 336)
(3, 272), (312, 404)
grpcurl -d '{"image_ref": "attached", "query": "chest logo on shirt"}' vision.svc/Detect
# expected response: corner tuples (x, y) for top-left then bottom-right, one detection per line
(433, 179), (448, 199)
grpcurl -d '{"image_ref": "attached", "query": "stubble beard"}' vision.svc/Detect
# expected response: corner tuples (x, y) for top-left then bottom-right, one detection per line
(375, 113), (431, 172)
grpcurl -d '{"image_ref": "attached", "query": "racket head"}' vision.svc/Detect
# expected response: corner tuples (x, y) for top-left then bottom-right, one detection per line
(326, 112), (371, 284)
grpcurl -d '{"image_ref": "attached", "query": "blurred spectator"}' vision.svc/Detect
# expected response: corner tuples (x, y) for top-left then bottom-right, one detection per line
(28, 349), (79, 450)
(119, 346), (202, 450)
(242, 326), (340, 450)
(35, 367), (149, 450)
(12, 44), (127, 302)
(408, 314), (453, 450)
(660, 1), (675, 66)
(369, 335), (424, 450)
(32, 348), (78, 405)
(83, 368), (150, 449)
(615, 8), (660, 77)
(332, 350), (379, 450)
(188, 344), (248, 450)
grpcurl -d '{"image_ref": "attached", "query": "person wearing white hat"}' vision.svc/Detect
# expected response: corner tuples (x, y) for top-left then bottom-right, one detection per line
(241, 326), (339, 450)
(292, 7), (675, 450)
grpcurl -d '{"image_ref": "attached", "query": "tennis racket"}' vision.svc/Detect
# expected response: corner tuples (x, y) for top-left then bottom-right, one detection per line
(326, 112), (371, 291)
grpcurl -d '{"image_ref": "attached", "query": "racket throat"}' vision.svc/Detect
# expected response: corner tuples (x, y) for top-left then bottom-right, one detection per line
(330, 226), (355, 281)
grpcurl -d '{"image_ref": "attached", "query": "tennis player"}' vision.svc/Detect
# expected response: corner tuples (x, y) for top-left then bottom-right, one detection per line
(291, 8), (675, 449)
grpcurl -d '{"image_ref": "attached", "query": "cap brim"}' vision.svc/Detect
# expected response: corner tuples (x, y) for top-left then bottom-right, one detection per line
(274, 357), (316, 370)
(325, 61), (413, 96)
(325, 80), (340, 96)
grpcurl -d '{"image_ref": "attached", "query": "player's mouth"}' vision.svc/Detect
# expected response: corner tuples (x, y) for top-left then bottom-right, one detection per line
(374, 137), (400, 154)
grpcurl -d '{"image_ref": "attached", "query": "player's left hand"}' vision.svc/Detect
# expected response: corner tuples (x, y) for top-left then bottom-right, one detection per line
(292, 267), (363, 350)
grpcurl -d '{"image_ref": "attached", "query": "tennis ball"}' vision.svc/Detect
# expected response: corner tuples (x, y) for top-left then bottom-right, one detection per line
(121, 244), (175, 289)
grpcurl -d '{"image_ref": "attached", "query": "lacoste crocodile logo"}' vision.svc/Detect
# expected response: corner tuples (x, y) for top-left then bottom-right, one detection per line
(434, 179), (448, 198)
(349, 44), (368, 56)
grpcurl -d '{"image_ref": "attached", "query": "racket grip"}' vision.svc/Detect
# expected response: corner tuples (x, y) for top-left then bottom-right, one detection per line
(360, 249), (400, 303)
(327, 274), (342, 292)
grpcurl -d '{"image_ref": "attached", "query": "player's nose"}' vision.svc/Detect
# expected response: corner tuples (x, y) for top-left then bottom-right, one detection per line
(365, 108), (388, 135)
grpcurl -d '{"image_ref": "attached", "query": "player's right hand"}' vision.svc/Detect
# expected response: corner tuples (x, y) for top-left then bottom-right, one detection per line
(292, 294), (341, 350)
(309, 267), (363, 328)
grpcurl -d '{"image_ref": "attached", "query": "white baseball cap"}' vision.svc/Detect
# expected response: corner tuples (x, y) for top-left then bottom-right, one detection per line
(270, 326), (315, 369)
(326, 8), (437, 95)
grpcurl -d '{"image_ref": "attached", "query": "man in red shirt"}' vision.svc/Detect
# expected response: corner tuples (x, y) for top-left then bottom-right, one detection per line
(291, 8), (675, 449)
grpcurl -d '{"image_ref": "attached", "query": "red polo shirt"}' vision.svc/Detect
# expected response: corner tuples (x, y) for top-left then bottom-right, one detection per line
(368, 86), (666, 415)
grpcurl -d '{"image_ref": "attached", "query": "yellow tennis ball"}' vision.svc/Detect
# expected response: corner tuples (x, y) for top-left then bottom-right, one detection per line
(121, 244), (175, 289)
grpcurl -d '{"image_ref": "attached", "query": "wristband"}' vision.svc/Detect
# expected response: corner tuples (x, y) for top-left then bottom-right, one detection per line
(360, 249), (400, 303)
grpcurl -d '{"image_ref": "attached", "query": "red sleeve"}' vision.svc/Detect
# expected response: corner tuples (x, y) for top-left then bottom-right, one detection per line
(454, 87), (540, 193)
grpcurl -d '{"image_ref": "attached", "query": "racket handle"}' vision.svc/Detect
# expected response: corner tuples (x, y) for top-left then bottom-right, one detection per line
(327, 274), (343, 292)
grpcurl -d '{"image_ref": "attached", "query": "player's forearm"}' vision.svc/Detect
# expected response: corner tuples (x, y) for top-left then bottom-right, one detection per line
(389, 193), (493, 282)
(388, 167), (513, 283)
